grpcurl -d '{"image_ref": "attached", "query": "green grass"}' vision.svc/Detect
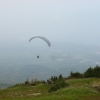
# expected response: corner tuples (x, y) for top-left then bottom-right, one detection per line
(0, 78), (100, 100)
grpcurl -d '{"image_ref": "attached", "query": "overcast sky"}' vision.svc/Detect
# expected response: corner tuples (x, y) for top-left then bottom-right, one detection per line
(0, 0), (100, 46)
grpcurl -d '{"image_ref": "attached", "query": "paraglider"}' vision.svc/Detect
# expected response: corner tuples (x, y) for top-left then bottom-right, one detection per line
(29, 36), (51, 47)
(29, 36), (51, 58)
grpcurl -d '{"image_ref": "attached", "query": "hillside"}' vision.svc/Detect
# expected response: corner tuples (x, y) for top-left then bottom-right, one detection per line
(0, 78), (100, 100)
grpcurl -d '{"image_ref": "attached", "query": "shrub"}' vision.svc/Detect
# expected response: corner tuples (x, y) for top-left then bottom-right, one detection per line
(25, 79), (30, 85)
(48, 79), (68, 92)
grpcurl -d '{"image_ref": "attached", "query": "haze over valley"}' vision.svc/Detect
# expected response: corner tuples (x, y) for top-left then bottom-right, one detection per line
(0, 41), (100, 86)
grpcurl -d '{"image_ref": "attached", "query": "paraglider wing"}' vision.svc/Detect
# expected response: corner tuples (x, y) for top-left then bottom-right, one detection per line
(29, 36), (51, 47)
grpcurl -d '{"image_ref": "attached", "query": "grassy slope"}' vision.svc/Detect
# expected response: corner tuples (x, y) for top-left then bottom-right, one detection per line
(0, 78), (100, 100)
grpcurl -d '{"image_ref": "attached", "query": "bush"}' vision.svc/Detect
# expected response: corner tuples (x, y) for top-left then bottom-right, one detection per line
(41, 80), (46, 84)
(70, 71), (84, 78)
(25, 79), (30, 85)
(48, 79), (68, 92)
(30, 81), (40, 86)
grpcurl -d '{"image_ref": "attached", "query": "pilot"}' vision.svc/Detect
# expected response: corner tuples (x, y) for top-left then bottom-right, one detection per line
(37, 55), (39, 58)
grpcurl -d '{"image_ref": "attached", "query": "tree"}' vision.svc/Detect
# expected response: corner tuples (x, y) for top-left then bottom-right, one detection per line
(93, 65), (100, 78)
(59, 74), (63, 80)
(69, 71), (83, 78)
(84, 67), (94, 77)
(51, 76), (58, 82)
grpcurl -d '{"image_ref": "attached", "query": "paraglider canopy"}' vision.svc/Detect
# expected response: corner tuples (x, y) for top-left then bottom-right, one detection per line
(29, 36), (51, 47)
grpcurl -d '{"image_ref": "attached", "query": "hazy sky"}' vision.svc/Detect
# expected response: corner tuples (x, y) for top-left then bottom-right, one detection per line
(0, 0), (100, 46)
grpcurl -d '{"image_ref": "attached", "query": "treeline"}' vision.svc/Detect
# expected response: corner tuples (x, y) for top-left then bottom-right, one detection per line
(11, 74), (68, 93)
(11, 65), (100, 92)
(68, 65), (100, 78)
